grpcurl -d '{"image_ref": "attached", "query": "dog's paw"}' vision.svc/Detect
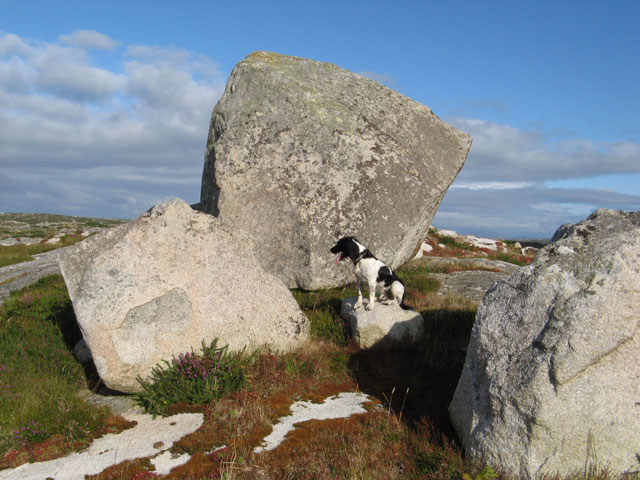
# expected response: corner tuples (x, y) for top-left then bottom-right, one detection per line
(354, 301), (363, 309)
(365, 303), (374, 311)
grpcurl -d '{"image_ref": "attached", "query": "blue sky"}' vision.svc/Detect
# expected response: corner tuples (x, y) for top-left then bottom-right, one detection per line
(1, 0), (638, 239)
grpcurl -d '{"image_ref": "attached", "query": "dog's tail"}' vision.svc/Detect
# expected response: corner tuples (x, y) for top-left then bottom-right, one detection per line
(399, 292), (412, 310)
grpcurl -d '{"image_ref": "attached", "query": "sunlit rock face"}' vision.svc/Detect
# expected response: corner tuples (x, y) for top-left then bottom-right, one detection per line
(449, 209), (640, 479)
(60, 198), (309, 393)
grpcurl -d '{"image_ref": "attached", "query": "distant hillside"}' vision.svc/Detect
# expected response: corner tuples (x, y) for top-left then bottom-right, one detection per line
(0, 212), (127, 243)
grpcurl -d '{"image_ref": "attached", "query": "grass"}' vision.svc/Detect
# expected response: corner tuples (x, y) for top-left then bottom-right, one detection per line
(291, 285), (357, 346)
(0, 275), (119, 468)
(0, 212), (127, 268)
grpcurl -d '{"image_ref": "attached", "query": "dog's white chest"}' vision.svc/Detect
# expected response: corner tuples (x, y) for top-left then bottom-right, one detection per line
(355, 258), (383, 285)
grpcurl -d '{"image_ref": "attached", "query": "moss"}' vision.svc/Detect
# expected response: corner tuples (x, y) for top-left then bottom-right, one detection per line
(246, 51), (286, 62)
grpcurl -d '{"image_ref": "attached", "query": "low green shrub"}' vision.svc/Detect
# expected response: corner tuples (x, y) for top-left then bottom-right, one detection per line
(435, 234), (473, 251)
(0, 275), (108, 455)
(396, 266), (441, 294)
(135, 339), (250, 417)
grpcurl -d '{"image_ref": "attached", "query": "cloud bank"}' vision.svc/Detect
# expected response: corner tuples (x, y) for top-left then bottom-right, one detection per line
(1, 30), (638, 238)
(434, 118), (640, 238)
(0, 30), (225, 217)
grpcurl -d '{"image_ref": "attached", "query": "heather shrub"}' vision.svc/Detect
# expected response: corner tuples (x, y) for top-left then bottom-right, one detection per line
(135, 339), (249, 417)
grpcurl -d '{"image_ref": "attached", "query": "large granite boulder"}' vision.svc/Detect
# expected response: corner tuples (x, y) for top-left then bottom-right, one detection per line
(59, 198), (309, 393)
(449, 209), (640, 478)
(198, 51), (471, 289)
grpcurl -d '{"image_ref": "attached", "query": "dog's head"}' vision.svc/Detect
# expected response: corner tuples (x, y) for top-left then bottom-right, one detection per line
(330, 236), (362, 264)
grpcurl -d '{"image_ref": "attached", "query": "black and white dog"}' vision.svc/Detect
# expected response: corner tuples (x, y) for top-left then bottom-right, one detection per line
(330, 236), (409, 311)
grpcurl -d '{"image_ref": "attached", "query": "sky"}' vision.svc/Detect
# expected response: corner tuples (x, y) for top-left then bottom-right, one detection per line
(1, 1), (638, 239)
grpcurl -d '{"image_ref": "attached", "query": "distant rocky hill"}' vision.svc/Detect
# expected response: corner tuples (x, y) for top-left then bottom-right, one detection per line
(0, 212), (126, 246)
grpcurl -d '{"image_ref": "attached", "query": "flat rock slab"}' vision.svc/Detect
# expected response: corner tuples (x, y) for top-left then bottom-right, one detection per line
(406, 256), (521, 302)
(0, 411), (203, 479)
(432, 270), (515, 302)
(0, 390), (374, 478)
(254, 392), (373, 453)
(341, 296), (424, 348)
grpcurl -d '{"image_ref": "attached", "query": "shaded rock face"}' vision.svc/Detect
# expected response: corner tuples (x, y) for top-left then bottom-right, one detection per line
(340, 296), (424, 348)
(449, 209), (640, 478)
(60, 198), (309, 393)
(199, 51), (471, 289)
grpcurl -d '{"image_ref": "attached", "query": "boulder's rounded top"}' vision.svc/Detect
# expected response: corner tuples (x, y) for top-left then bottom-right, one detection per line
(242, 51), (337, 68)
(144, 197), (191, 217)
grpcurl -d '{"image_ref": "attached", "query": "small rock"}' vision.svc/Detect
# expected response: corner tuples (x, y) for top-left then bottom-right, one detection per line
(21, 237), (43, 246)
(413, 241), (434, 259)
(73, 339), (93, 365)
(436, 229), (459, 239)
(341, 296), (423, 348)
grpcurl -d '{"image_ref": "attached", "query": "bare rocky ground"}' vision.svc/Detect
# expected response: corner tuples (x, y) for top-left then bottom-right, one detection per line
(411, 257), (521, 301)
(0, 212), (124, 245)
(0, 248), (67, 301)
(0, 213), (126, 301)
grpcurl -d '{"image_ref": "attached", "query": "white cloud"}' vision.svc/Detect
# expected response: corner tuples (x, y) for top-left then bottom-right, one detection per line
(0, 32), (30, 56)
(59, 30), (118, 50)
(0, 31), (225, 218)
(450, 181), (533, 191)
(450, 118), (640, 183)
(435, 118), (640, 237)
(435, 181), (640, 239)
(1, 29), (637, 237)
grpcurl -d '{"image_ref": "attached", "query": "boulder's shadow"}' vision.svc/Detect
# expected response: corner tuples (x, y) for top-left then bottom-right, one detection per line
(51, 299), (116, 393)
(347, 308), (475, 442)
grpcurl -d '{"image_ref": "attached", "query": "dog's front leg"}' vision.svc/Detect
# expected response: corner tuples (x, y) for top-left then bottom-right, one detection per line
(365, 280), (377, 311)
(354, 278), (364, 309)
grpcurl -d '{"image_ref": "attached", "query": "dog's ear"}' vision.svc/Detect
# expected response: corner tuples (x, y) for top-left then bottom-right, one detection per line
(346, 239), (360, 260)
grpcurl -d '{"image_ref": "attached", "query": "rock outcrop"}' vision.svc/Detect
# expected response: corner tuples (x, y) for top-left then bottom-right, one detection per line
(59, 198), (309, 393)
(341, 296), (424, 348)
(198, 51), (471, 289)
(449, 209), (640, 478)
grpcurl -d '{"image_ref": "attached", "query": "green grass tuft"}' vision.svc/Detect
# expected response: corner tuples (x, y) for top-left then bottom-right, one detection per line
(291, 286), (355, 346)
